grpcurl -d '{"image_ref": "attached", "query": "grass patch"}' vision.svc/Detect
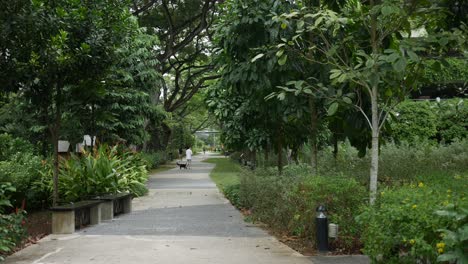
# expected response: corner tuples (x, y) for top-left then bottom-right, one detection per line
(204, 158), (241, 189)
(149, 164), (176, 175)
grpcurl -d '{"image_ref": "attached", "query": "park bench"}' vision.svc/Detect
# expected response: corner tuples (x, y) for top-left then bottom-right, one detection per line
(91, 192), (132, 220)
(50, 200), (102, 234)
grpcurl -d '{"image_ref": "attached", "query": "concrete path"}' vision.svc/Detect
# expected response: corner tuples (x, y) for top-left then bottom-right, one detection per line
(5, 153), (313, 264)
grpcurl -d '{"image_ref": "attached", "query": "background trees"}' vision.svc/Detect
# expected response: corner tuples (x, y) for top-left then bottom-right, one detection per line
(208, 0), (467, 202)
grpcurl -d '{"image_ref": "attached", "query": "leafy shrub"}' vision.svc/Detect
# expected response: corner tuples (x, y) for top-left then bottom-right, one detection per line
(0, 134), (36, 161)
(0, 183), (15, 214)
(390, 101), (438, 143)
(435, 202), (468, 264)
(41, 145), (149, 203)
(389, 99), (467, 144)
(0, 211), (26, 261)
(239, 165), (366, 252)
(222, 184), (242, 208)
(0, 183), (27, 261)
(357, 175), (467, 263)
(140, 151), (167, 169)
(0, 134), (45, 210)
(436, 99), (468, 143)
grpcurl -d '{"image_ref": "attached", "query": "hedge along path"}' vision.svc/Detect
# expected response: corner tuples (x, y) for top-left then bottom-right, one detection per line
(4, 152), (312, 264)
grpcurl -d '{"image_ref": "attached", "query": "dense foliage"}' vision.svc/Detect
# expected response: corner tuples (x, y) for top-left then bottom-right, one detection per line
(218, 140), (468, 257)
(41, 146), (149, 203)
(390, 99), (467, 143)
(236, 165), (366, 252)
(0, 134), (46, 210)
(358, 175), (467, 263)
(0, 183), (27, 261)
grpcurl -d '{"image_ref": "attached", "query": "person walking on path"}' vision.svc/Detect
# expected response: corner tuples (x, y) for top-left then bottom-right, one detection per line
(203, 147), (206, 156)
(186, 146), (193, 169)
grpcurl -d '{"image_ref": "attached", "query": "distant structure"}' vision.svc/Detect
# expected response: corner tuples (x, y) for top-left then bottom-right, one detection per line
(195, 130), (220, 149)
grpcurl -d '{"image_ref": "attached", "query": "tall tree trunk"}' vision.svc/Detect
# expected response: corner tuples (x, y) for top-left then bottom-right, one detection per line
(277, 127), (283, 174)
(369, 1), (380, 205)
(333, 134), (338, 161)
(51, 129), (59, 207)
(264, 143), (269, 167)
(369, 86), (379, 205)
(91, 104), (96, 148)
(309, 97), (318, 174)
(51, 85), (62, 207)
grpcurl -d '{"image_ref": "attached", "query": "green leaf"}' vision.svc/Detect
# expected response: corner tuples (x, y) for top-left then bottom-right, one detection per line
(278, 92), (286, 100)
(381, 6), (395, 16)
(297, 20), (304, 29)
(385, 89), (393, 97)
(330, 70), (341, 80)
(276, 49), (284, 57)
(281, 23), (287, 29)
(343, 97), (352, 104)
(393, 58), (406, 72)
(386, 53), (400, 63)
(278, 55), (288, 66)
(437, 253), (459, 262)
(407, 50), (419, 62)
(251, 53), (265, 63)
(327, 102), (339, 116)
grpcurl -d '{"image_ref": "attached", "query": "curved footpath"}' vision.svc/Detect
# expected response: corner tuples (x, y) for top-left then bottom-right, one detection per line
(5, 153), (368, 264)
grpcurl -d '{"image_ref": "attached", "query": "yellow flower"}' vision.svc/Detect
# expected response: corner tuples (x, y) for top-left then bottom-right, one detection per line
(418, 182), (424, 188)
(410, 239), (415, 245)
(412, 205), (417, 209)
(436, 242), (445, 249)
(438, 248), (444, 254)
(447, 189), (452, 193)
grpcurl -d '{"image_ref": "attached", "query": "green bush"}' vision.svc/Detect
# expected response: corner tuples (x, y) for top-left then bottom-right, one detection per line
(239, 165), (366, 252)
(390, 101), (438, 143)
(357, 175), (467, 263)
(0, 211), (26, 261)
(436, 99), (468, 143)
(222, 184), (242, 208)
(317, 140), (468, 185)
(140, 151), (167, 169)
(389, 99), (467, 144)
(435, 202), (468, 264)
(41, 145), (149, 203)
(0, 134), (46, 210)
(0, 183), (27, 261)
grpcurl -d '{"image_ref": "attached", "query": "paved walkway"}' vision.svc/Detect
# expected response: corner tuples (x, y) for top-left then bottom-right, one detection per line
(5, 153), (313, 264)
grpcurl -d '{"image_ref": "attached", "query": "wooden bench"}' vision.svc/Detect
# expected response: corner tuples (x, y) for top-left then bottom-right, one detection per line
(50, 200), (102, 234)
(91, 192), (132, 221)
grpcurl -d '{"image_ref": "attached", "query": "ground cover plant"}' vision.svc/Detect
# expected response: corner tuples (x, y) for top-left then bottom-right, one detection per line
(239, 165), (366, 253)
(357, 174), (467, 263)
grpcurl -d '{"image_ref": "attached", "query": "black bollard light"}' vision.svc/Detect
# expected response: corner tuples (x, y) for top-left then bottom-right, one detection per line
(315, 205), (328, 252)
